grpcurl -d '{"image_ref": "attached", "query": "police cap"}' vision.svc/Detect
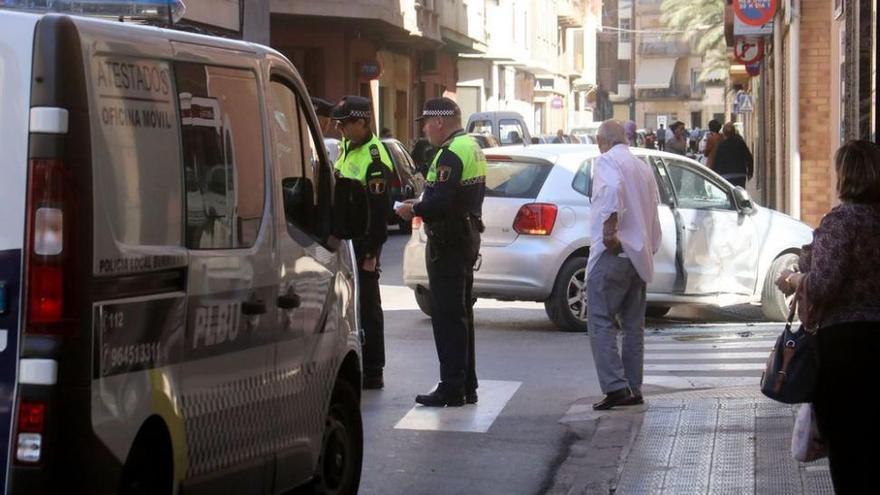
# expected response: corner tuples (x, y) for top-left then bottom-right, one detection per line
(415, 97), (461, 121)
(330, 95), (373, 121)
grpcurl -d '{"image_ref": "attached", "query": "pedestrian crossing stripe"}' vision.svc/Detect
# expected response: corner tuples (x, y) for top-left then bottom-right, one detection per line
(393, 380), (521, 433)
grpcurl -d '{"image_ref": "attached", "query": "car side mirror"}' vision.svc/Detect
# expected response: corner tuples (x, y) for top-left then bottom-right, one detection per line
(333, 177), (368, 239)
(733, 186), (753, 212)
(282, 177), (315, 231)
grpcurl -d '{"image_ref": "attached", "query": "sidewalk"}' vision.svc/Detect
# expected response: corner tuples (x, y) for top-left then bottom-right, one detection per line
(547, 387), (834, 495)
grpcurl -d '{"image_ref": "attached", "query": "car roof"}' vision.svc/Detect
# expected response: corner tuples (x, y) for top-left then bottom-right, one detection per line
(468, 111), (524, 120)
(483, 144), (707, 170)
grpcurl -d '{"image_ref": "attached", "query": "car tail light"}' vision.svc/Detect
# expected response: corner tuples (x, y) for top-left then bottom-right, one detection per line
(513, 203), (558, 235)
(15, 400), (46, 464)
(24, 158), (76, 332)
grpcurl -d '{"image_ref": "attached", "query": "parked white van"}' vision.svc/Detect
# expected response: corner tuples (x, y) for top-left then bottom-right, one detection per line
(0, 6), (367, 494)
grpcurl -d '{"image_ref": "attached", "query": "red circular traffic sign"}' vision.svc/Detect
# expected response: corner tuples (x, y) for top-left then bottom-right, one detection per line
(734, 37), (765, 65)
(733, 0), (777, 27)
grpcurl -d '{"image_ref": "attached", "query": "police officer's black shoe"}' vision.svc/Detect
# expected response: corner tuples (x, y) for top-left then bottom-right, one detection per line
(465, 391), (478, 404)
(415, 384), (465, 407)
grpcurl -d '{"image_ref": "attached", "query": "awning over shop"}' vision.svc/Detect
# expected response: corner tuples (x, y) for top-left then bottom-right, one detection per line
(633, 58), (678, 90)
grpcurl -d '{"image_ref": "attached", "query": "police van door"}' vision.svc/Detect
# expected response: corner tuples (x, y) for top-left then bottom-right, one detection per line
(174, 58), (276, 492)
(266, 75), (338, 489)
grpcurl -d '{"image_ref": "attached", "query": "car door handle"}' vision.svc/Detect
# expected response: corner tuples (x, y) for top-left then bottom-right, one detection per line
(277, 293), (301, 310)
(241, 300), (267, 315)
(686, 223), (699, 231)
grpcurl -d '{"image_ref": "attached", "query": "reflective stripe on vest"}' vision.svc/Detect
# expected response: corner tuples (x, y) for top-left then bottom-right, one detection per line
(335, 135), (393, 184)
(426, 134), (487, 183)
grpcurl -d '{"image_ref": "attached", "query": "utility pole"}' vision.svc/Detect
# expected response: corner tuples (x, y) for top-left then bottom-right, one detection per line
(629, 0), (636, 122)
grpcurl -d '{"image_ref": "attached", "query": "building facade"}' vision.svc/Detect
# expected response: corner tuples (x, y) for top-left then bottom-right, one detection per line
(733, 0), (878, 226)
(457, 0), (600, 137)
(632, 0), (726, 132)
(268, 0), (484, 145)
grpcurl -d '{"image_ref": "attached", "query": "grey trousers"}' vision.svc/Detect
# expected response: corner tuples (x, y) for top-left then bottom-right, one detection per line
(587, 252), (647, 395)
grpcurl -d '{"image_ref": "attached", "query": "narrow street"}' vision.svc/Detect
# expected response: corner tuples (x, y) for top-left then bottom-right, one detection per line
(361, 233), (782, 495)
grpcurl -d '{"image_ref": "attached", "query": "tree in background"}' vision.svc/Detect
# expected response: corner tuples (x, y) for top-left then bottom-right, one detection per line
(660, 0), (728, 81)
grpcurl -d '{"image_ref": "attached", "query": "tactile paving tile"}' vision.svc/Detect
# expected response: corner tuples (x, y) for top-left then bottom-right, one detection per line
(616, 395), (833, 494)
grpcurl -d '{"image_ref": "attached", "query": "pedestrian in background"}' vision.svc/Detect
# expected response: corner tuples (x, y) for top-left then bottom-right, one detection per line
(331, 96), (394, 390)
(713, 122), (753, 187)
(688, 126), (702, 153)
(396, 97), (487, 407)
(552, 129), (565, 143)
(665, 121), (688, 156)
(587, 120), (662, 411)
(775, 140), (880, 493)
(623, 120), (637, 146)
(655, 124), (666, 151)
(703, 119), (724, 170)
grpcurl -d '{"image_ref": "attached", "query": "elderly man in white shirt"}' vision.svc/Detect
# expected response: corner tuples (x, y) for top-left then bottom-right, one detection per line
(588, 120), (662, 411)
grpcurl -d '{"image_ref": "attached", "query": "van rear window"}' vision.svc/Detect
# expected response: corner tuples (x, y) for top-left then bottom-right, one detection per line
(485, 160), (552, 198)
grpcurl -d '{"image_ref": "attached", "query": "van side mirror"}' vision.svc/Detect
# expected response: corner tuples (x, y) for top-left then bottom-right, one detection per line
(333, 177), (368, 239)
(733, 186), (753, 212)
(282, 177), (315, 231)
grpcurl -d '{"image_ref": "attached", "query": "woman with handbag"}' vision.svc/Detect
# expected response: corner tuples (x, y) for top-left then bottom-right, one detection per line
(775, 139), (880, 493)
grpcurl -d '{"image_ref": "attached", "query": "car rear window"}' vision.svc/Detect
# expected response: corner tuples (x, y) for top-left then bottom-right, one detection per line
(485, 159), (552, 198)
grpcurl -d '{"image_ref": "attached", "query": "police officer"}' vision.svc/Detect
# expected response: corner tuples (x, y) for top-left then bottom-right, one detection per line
(396, 97), (486, 407)
(331, 95), (394, 389)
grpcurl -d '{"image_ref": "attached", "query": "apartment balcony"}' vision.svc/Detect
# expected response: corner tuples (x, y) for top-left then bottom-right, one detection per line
(272, 0), (403, 26)
(638, 84), (702, 100)
(439, 0), (488, 53)
(558, 0), (586, 28)
(638, 40), (691, 57)
(635, 0), (663, 14)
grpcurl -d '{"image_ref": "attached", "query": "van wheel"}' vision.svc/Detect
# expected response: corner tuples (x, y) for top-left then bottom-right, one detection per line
(544, 257), (588, 332)
(761, 253), (800, 321)
(414, 287), (432, 317)
(118, 421), (173, 495)
(312, 380), (363, 495)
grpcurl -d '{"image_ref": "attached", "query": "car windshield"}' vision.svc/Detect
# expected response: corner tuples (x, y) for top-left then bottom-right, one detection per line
(485, 159), (552, 198)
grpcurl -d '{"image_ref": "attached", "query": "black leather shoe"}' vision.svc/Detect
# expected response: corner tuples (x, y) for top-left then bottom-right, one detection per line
(363, 375), (384, 390)
(415, 386), (465, 407)
(619, 393), (644, 406)
(465, 391), (478, 404)
(592, 388), (633, 411)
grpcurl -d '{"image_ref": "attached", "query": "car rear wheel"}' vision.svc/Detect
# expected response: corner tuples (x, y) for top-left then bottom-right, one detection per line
(761, 253), (800, 321)
(545, 256), (588, 332)
(646, 305), (671, 318)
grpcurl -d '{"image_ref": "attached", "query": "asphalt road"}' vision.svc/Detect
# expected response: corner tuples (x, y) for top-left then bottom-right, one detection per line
(359, 232), (776, 495)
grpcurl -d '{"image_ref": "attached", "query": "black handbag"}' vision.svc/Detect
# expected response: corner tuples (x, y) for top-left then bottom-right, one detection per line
(760, 304), (819, 404)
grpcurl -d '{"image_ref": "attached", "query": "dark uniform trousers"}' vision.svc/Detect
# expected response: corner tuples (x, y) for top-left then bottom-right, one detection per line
(425, 217), (480, 393)
(358, 248), (385, 378)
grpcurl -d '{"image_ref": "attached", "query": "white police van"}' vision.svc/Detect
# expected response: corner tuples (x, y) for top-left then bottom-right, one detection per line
(0, 2), (368, 493)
